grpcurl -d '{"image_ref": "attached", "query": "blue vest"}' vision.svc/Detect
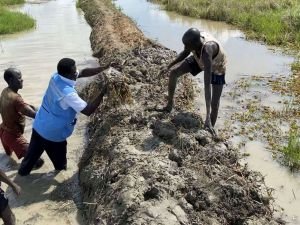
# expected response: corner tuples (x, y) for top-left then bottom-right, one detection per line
(33, 73), (77, 142)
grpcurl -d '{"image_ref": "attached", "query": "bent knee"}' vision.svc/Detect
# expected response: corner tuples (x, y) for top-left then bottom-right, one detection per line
(169, 66), (186, 78)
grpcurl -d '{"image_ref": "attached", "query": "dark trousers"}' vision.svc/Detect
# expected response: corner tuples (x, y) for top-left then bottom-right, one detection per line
(18, 129), (67, 176)
(0, 188), (8, 213)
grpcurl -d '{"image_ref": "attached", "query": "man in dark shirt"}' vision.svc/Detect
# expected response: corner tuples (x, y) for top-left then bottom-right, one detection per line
(0, 68), (44, 167)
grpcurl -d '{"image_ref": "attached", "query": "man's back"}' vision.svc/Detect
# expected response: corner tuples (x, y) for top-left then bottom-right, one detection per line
(0, 87), (26, 135)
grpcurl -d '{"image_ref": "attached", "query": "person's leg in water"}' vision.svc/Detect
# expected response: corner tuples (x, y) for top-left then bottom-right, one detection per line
(44, 139), (67, 171)
(0, 129), (44, 169)
(18, 129), (45, 176)
(162, 59), (194, 112)
(0, 205), (16, 225)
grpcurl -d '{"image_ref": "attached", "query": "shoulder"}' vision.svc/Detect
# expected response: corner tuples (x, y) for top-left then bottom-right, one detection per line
(62, 92), (87, 113)
(14, 94), (26, 108)
(202, 42), (218, 56)
(202, 43), (214, 55)
(63, 92), (86, 107)
(64, 92), (81, 101)
(3, 88), (24, 103)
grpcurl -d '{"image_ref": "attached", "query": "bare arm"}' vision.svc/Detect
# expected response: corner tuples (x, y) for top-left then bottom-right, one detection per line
(202, 44), (214, 130)
(20, 104), (36, 119)
(0, 171), (21, 195)
(167, 49), (190, 69)
(81, 88), (106, 116)
(77, 64), (110, 79)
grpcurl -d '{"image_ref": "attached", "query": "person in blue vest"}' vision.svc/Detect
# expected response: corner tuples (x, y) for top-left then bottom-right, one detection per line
(18, 58), (109, 176)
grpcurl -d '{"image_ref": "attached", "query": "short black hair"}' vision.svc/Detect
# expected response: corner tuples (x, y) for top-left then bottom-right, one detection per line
(4, 68), (20, 84)
(182, 28), (201, 45)
(57, 58), (75, 76)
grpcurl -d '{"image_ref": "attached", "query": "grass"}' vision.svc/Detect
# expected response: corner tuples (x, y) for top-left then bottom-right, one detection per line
(0, 0), (35, 34)
(0, 8), (35, 34)
(0, 0), (24, 5)
(282, 123), (300, 170)
(153, 0), (300, 48)
(218, 75), (300, 169)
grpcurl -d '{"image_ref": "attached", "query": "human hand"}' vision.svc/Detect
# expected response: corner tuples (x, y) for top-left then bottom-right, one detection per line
(204, 119), (216, 137)
(158, 66), (169, 77)
(12, 183), (21, 196)
(103, 61), (118, 70)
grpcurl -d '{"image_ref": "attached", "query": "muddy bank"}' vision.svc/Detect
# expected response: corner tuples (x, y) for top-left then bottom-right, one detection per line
(78, 0), (283, 224)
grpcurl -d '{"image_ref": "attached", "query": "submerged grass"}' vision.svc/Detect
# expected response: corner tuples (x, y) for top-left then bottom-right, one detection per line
(221, 76), (300, 170)
(0, 8), (35, 34)
(282, 123), (300, 170)
(153, 0), (300, 48)
(0, 0), (35, 34)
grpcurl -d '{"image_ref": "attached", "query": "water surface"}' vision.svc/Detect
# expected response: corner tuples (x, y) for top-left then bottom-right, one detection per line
(0, 0), (97, 224)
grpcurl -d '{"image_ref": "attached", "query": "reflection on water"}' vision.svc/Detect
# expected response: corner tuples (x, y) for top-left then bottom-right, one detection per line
(115, 0), (293, 83)
(0, 0), (97, 106)
(114, 0), (299, 223)
(0, 0), (97, 224)
(242, 142), (300, 223)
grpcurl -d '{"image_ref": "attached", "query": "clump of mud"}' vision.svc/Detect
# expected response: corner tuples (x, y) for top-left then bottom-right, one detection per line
(78, 0), (284, 224)
(79, 45), (282, 225)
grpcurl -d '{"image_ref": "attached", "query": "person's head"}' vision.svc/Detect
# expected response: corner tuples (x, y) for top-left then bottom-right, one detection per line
(57, 58), (78, 80)
(4, 68), (23, 91)
(182, 28), (202, 51)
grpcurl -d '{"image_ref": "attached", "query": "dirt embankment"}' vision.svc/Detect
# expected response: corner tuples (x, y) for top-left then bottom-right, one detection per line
(78, 0), (283, 224)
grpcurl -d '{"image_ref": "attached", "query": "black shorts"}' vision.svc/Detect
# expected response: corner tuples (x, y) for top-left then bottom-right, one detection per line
(185, 56), (226, 85)
(0, 188), (8, 213)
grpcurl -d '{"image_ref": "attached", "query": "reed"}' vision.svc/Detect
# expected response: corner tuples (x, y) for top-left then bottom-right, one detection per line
(0, 0), (24, 5)
(153, 0), (300, 48)
(282, 123), (300, 170)
(0, 8), (35, 34)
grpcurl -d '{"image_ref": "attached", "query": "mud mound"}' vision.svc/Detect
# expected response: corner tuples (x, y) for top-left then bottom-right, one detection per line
(79, 0), (150, 58)
(78, 0), (283, 224)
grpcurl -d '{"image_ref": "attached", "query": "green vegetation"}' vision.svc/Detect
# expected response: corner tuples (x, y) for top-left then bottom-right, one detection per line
(0, 0), (35, 35)
(220, 76), (300, 170)
(282, 123), (300, 170)
(154, 0), (300, 48)
(0, 8), (35, 34)
(76, 0), (81, 8)
(0, 0), (24, 5)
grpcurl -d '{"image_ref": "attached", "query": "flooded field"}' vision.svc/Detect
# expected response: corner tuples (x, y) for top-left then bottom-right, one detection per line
(0, 0), (299, 223)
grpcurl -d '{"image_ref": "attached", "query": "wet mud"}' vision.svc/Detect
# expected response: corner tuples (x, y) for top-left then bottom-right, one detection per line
(78, 0), (285, 224)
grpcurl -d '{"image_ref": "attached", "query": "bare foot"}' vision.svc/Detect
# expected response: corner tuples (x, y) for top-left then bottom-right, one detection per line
(204, 125), (217, 137)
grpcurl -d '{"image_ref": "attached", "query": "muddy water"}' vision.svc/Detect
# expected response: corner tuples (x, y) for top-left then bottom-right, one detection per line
(0, 0), (97, 224)
(115, 0), (299, 223)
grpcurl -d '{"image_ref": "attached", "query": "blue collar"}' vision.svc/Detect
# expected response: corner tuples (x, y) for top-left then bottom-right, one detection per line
(56, 73), (76, 86)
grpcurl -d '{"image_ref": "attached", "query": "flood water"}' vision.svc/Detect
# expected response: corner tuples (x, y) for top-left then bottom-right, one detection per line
(0, 0), (299, 224)
(114, 0), (299, 223)
(0, 0), (97, 224)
